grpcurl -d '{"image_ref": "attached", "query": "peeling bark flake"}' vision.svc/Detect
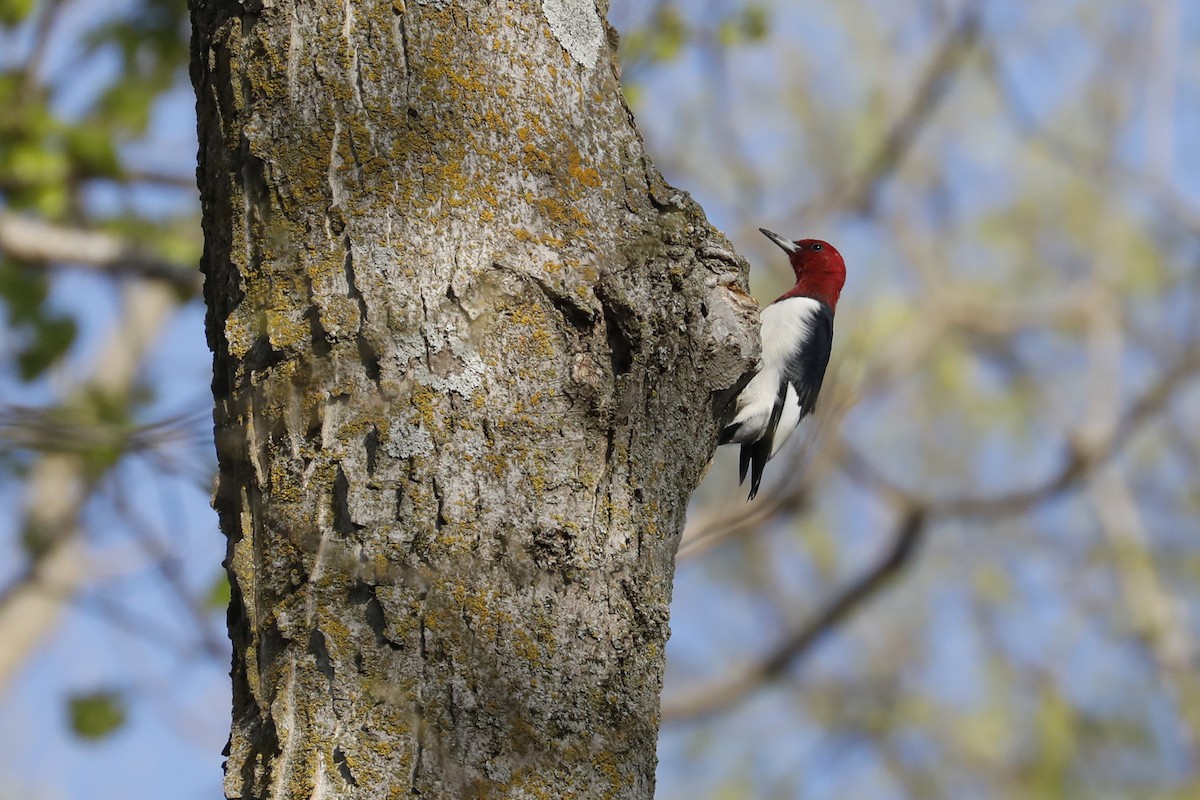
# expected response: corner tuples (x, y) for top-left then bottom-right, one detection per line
(542, 0), (603, 68)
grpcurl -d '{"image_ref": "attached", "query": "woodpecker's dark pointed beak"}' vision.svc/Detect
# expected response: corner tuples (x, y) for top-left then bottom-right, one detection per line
(759, 228), (798, 254)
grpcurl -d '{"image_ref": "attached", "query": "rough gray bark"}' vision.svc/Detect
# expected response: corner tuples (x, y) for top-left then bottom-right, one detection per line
(190, 0), (758, 797)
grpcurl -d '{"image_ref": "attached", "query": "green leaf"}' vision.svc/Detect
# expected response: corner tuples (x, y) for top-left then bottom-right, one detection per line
(67, 690), (127, 741)
(5, 140), (71, 187)
(740, 6), (768, 41)
(16, 314), (77, 380)
(0, 258), (79, 380)
(64, 125), (121, 177)
(0, 258), (51, 323)
(651, 6), (688, 62)
(0, 0), (35, 25)
(716, 19), (739, 48)
(97, 81), (158, 133)
(206, 571), (231, 611)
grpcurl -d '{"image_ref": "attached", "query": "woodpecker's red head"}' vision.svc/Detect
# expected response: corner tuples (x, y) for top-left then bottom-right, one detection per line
(760, 228), (847, 311)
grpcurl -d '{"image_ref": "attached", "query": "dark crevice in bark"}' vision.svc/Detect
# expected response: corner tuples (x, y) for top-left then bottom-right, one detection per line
(620, 577), (651, 635)
(309, 628), (335, 685)
(601, 304), (633, 376)
(419, 298), (434, 364)
(445, 683), (459, 732)
(432, 476), (447, 531)
(237, 724), (269, 799)
(410, 731), (425, 795)
(308, 306), (333, 358)
(259, 616), (291, 670)
(554, 296), (595, 332)
(595, 279), (643, 380)
(296, 387), (324, 469)
(225, 562), (279, 800)
(245, 334), (288, 375)
(412, 611), (428, 792)
(417, 607), (428, 660)
(342, 235), (381, 386)
(356, 582), (404, 651)
(356, 337), (381, 387)
(395, 11), (412, 99)
(519, 269), (597, 332)
(333, 464), (361, 536)
(363, 425), (379, 475)
(588, 417), (619, 539)
(237, 133), (270, 283)
(333, 746), (358, 787)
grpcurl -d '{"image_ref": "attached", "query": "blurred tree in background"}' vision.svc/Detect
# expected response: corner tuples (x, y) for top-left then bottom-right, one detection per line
(3, 1), (1200, 798)
(0, 0), (220, 777)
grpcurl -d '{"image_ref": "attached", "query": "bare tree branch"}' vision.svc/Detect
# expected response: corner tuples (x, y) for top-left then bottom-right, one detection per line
(118, 168), (201, 191)
(663, 506), (927, 722)
(1089, 462), (1200, 753)
(841, 345), (1200, 519)
(19, 0), (67, 97)
(0, 280), (178, 694)
(667, 339), (1200, 724)
(802, 3), (983, 218)
(109, 476), (226, 660)
(0, 211), (200, 295)
(981, 41), (1200, 236)
(0, 405), (208, 455)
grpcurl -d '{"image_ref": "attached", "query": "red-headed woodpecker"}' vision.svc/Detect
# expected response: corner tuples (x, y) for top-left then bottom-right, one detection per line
(719, 228), (847, 500)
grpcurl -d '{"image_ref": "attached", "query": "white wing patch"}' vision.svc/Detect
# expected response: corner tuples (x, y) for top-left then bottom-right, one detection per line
(772, 383), (802, 456)
(726, 297), (822, 446)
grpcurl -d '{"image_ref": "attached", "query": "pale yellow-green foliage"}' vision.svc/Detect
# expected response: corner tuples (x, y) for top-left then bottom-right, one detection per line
(624, 1), (1200, 798)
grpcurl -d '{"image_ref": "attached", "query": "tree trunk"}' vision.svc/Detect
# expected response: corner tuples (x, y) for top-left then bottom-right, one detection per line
(189, 1), (757, 796)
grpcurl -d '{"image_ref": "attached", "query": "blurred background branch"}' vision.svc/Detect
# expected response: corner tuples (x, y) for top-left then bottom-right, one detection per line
(0, 211), (201, 292)
(0, 279), (179, 686)
(665, 506), (928, 722)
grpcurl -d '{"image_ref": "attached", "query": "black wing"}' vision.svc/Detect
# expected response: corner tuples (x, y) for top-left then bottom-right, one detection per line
(782, 301), (834, 421)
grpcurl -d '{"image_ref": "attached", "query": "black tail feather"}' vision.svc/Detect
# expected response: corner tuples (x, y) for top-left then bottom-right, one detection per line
(744, 383), (787, 500)
(746, 438), (771, 500)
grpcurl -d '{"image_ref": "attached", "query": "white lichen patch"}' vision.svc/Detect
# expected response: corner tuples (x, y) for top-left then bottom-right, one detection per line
(417, 320), (486, 396)
(542, 0), (603, 69)
(383, 420), (435, 459)
(424, 352), (485, 395)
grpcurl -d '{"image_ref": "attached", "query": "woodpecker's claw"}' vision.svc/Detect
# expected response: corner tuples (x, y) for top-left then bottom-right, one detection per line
(759, 228), (798, 254)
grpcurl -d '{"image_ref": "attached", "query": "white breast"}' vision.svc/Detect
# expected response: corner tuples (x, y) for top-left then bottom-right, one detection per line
(759, 296), (821, 372)
(725, 297), (822, 445)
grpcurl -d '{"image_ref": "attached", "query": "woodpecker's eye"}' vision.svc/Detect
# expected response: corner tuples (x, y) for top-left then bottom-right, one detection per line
(811, 243), (823, 251)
